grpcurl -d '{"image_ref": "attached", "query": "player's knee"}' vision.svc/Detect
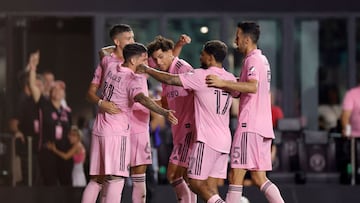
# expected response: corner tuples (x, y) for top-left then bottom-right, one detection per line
(251, 173), (267, 187)
(167, 170), (180, 182)
(188, 178), (202, 193)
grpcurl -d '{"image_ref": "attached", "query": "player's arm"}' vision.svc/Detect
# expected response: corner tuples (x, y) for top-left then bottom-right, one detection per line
(134, 93), (178, 125)
(137, 64), (183, 87)
(341, 109), (351, 136)
(86, 83), (121, 114)
(206, 74), (258, 94)
(28, 52), (41, 103)
(173, 34), (191, 57)
(99, 45), (115, 59)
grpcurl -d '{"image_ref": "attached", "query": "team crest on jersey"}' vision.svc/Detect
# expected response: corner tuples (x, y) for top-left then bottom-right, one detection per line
(248, 66), (256, 76)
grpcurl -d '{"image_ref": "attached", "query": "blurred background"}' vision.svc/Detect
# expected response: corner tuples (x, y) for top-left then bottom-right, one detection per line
(0, 0), (360, 202)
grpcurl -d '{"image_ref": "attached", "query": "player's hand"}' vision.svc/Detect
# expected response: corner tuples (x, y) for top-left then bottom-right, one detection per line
(206, 74), (224, 88)
(100, 101), (121, 114)
(165, 110), (178, 125)
(177, 34), (191, 46)
(136, 64), (148, 74)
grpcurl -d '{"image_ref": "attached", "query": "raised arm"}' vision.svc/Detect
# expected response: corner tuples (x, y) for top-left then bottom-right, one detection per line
(134, 93), (178, 125)
(28, 51), (41, 103)
(206, 74), (258, 94)
(173, 34), (191, 57)
(137, 64), (183, 86)
(99, 45), (116, 59)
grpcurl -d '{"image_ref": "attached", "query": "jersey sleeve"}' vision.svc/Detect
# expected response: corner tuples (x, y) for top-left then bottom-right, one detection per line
(128, 75), (147, 103)
(91, 56), (111, 85)
(178, 69), (204, 91)
(244, 57), (261, 81)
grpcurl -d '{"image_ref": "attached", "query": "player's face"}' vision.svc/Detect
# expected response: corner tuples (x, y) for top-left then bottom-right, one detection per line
(114, 31), (135, 49)
(199, 50), (211, 69)
(135, 52), (149, 66)
(151, 49), (173, 72)
(235, 28), (247, 53)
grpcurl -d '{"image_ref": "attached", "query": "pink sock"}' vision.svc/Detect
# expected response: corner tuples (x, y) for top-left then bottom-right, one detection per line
(101, 178), (125, 203)
(225, 184), (243, 203)
(131, 174), (146, 203)
(171, 178), (191, 202)
(81, 180), (102, 203)
(189, 190), (197, 203)
(207, 194), (225, 203)
(260, 180), (285, 203)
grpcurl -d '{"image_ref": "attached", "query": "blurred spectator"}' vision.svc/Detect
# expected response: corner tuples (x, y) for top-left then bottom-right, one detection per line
(8, 56), (45, 185)
(28, 51), (73, 186)
(46, 125), (86, 187)
(319, 85), (342, 131)
(42, 70), (55, 99)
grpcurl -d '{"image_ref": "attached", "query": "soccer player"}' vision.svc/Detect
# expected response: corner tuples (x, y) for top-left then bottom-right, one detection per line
(81, 43), (177, 203)
(205, 21), (285, 203)
(146, 35), (197, 203)
(137, 40), (237, 203)
(87, 24), (189, 203)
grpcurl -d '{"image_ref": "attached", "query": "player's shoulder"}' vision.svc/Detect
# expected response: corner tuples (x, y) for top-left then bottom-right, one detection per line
(176, 58), (193, 70)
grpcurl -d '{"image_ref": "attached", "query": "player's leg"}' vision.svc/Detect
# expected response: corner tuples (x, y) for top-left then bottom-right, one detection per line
(187, 142), (226, 203)
(225, 131), (250, 203)
(168, 134), (194, 203)
(130, 132), (151, 203)
(81, 175), (105, 203)
(101, 175), (125, 203)
(82, 134), (105, 203)
(131, 165), (147, 203)
(251, 171), (284, 203)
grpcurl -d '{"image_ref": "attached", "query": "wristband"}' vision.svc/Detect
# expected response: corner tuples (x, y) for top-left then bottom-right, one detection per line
(97, 99), (103, 107)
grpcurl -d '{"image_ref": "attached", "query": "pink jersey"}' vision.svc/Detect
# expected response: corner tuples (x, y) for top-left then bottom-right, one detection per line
(91, 54), (150, 135)
(237, 49), (274, 138)
(162, 57), (195, 143)
(92, 64), (146, 136)
(130, 74), (150, 134)
(342, 86), (360, 137)
(91, 53), (124, 85)
(179, 67), (236, 153)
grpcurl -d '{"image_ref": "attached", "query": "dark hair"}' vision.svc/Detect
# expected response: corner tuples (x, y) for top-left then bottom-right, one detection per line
(237, 21), (260, 43)
(203, 40), (228, 63)
(109, 24), (133, 40)
(123, 43), (148, 63)
(147, 36), (174, 56)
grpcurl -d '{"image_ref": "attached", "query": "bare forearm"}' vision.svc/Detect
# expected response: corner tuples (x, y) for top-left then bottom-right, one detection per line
(223, 80), (257, 94)
(135, 94), (168, 116)
(29, 69), (41, 102)
(86, 84), (101, 104)
(144, 66), (182, 86)
(341, 110), (351, 128)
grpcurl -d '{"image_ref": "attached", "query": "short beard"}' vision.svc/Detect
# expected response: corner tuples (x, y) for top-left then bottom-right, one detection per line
(200, 62), (208, 69)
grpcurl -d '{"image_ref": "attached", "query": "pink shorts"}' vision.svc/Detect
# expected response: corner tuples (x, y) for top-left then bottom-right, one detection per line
(231, 131), (272, 170)
(130, 132), (152, 167)
(89, 134), (130, 177)
(169, 132), (193, 167)
(187, 142), (228, 180)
